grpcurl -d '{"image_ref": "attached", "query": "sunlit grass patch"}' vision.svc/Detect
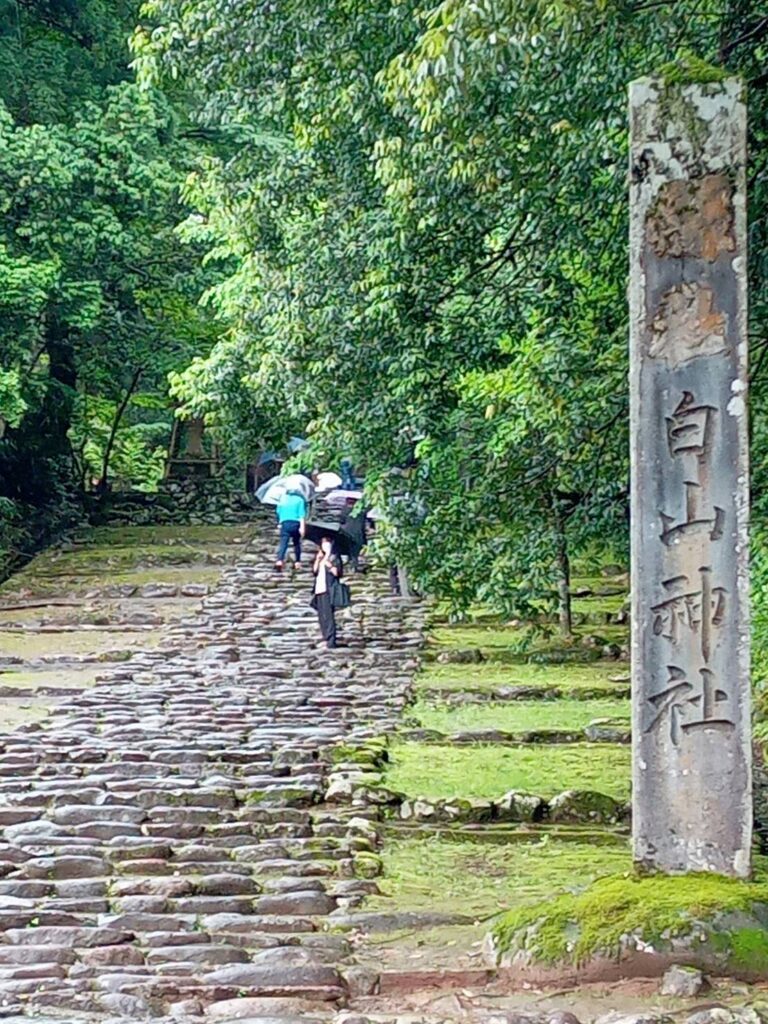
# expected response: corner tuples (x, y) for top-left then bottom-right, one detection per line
(0, 629), (163, 660)
(369, 834), (630, 918)
(385, 742), (631, 801)
(418, 660), (629, 694)
(410, 698), (629, 735)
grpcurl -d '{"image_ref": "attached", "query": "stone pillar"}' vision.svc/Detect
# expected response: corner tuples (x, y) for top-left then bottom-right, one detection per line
(629, 76), (750, 877)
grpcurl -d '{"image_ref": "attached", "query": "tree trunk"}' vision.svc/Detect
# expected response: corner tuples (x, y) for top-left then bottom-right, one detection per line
(99, 367), (143, 494)
(397, 565), (413, 600)
(553, 508), (572, 638)
(45, 324), (78, 458)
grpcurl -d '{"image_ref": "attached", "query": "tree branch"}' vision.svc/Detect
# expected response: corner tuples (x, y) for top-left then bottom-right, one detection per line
(721, 14), (768, 59)
(98, 367), (143, 495)
(13, 0), (94, 47)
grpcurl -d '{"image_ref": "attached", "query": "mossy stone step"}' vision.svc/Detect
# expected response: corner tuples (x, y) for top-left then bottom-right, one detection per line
(382, 822), (628, 846)
(384, 741), (631, 803)
(487, 869), (768, 981)
(421, 684), (631, 703)
(399, 724), (630, 745)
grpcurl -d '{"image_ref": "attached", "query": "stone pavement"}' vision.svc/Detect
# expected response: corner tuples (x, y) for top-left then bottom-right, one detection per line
(0, 521), (424, 1022)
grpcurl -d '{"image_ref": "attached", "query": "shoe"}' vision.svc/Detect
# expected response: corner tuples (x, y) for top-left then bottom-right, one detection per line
(275, 560), (284, 571)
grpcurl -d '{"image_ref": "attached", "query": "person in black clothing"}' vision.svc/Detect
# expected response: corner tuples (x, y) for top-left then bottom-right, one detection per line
(340, 501), (367, 572)
(310, 536), (343, 649)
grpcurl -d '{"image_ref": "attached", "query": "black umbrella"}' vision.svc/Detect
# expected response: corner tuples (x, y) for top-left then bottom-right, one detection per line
(304, 520), (356, 556)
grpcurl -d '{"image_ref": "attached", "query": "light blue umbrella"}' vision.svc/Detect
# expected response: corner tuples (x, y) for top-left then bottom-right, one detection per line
(256, 474), (315, 506)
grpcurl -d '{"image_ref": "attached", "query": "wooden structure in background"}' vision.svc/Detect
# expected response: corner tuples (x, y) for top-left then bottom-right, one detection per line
(164, 417), (223, 480)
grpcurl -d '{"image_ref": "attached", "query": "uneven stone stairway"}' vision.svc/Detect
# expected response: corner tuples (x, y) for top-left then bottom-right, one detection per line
(0, 522), (424, 1021)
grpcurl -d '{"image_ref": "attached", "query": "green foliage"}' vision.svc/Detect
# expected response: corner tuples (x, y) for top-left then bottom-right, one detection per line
(69, 393), (168, 492)
(132, 0), (768, 624)
(0, 0), (221, 573)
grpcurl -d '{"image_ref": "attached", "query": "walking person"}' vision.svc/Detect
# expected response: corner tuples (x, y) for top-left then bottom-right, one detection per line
(340, 502), (367, 572)
(310, 536), (344, 649)
(275, 489), (307, 570)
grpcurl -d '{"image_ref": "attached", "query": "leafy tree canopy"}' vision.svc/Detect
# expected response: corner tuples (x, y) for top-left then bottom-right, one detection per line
(132, 0), (768, 620)
(0, 0), (220, 570)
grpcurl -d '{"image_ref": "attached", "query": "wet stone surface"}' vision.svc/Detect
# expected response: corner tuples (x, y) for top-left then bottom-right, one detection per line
(0, 519), (424, 1020)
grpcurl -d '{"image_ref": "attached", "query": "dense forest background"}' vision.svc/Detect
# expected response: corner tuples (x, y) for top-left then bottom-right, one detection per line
(2, 0), (768, 669)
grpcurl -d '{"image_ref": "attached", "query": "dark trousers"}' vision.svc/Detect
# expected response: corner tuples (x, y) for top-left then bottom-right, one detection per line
(277, 520), (302, 562)
(315, 592), (337, 647)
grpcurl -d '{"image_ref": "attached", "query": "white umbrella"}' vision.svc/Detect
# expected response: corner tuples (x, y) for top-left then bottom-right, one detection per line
(256, 474), (315, 506)
(316, 471), (342, 491)
(324, 488), (364, 509)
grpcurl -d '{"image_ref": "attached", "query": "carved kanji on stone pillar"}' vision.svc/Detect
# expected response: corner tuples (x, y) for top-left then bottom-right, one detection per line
(629, 76), (750, 877)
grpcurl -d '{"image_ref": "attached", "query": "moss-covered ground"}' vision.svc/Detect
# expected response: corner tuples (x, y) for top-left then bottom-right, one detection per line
(0, 667), (101, 690)
(363, 565), (639, 979)
(0, 564), (223, 598)
(86, 524), (255, 546)
(367, 835), (630, 918)
(410, 697), (629, 735)
(0, 628), (163, 661)
(26, 544), (235, 576)
(0, 596), (201, 628)
(0, 524), (249, 599)
(428, 621), (628, 656)
(0, 524), (249, 726)
(418, 660), (629, 695)
(0, 699), (56, 730)
(386, 742), (631, 801)
(491, 861), (768, 969)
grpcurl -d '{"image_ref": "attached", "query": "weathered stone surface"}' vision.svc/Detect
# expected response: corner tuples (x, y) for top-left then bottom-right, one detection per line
(547, 790), (624, 825)
(340, 964), (379, 997)
(495, 790), (545, 822)
(596, 1015), (671, 1024)
(660, 964), (705, 997)
(685, 1010), (761, 1024)
(629, 75), (751, 877)
(253, 892), (337, 917)
(204, 995), (330, 1019)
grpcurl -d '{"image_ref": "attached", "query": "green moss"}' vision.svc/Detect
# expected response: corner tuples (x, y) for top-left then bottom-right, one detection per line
(411, 698), (629, 735)
(724, 927), (768, 974)
(353, 852), (384, 878)
(0, 564), (222, 596)
(31, 543), (222, 572)
(492, 868), (768, 966)
(368, 835), (630, 918)
(418, 660), (628, 695)
(88, 524), (254, 546)
(328, 738), (388, 767)
(0, 629), (163, 660)
(385, 742), (630, 801)
(426, 627), (627, 668)
(242, 789), (266, 804)
(658, 54), (730, 86)
(0, 699), (55, 730)
(0, 667), (100, 690)
(571, 594), (627, 621)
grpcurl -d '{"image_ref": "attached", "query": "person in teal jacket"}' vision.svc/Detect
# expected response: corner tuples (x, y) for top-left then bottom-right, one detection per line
(275, 490), (307, 569)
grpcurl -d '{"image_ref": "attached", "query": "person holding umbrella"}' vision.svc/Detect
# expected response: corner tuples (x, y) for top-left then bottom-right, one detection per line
(310, 535), (344, 649)
(275, 489), (307, 570)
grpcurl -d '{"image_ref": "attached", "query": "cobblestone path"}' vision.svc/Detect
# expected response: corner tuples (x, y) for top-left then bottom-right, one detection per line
(0, 522), (424, 1022)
